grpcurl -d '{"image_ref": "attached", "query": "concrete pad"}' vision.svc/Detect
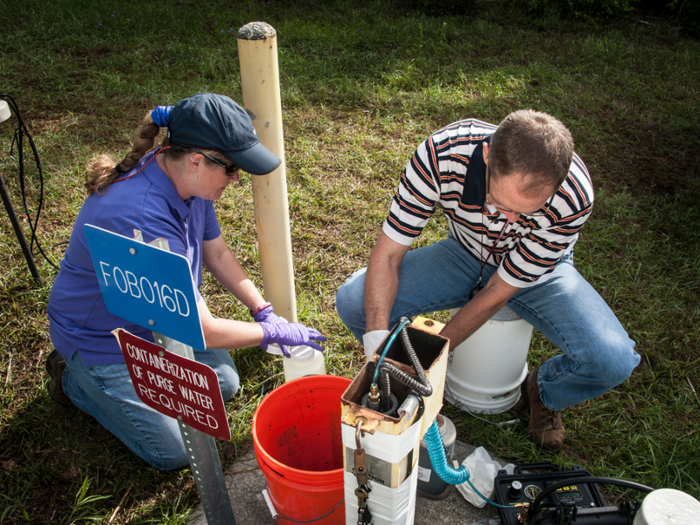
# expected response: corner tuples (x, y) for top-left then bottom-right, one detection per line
(188, 440), (503, 525)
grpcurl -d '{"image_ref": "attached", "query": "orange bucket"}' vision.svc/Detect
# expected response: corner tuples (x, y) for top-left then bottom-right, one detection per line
(252, 375), (350, 524)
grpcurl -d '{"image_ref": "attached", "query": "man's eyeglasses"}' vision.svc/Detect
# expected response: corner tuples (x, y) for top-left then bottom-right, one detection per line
(485, 164), (555, 217)
(192, 150), (240, 177)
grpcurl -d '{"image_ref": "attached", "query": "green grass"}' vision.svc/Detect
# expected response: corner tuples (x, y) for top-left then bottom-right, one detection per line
(1, 0), (699, 522)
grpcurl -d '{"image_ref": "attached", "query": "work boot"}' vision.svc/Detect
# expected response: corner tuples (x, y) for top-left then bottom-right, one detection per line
(46, 350), (72, 406)
(521, 366), (564, 451)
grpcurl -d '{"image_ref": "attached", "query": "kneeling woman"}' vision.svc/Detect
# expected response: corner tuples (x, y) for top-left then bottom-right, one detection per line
(46, 93), (324, 470)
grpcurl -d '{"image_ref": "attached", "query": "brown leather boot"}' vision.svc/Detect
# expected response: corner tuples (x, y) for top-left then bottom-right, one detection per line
(522, 366), (565, 451)
(46, 350), (72, 406)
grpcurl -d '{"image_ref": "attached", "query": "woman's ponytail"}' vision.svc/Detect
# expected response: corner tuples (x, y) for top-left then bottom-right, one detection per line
(85, 111), (164, 194)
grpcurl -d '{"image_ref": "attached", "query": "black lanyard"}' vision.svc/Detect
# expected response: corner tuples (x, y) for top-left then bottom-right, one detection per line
(470, 218), (509, 299)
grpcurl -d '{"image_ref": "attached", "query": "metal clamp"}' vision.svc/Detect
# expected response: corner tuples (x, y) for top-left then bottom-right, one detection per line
(353, 419), (373, 525)
(354, 421), (368, 487)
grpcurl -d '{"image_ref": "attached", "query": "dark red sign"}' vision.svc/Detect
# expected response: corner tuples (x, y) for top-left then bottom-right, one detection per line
(114, 328), (231, 441)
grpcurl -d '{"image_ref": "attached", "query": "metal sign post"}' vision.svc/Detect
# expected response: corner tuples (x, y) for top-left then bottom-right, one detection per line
(84, 225), (236, 525)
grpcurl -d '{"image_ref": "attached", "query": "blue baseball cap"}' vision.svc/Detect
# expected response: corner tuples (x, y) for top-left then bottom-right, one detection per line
(168, 93), (281, 175)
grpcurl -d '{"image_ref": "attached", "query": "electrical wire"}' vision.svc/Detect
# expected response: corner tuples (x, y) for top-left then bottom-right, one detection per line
(527, 476), (654, 520)
(1, 93), (61, 272)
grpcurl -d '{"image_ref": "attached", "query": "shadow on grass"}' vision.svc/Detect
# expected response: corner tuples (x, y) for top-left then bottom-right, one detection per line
(0, 396), (200, 524)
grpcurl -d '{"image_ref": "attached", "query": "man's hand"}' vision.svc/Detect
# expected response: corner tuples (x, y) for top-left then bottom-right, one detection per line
(362, 329), (390, 360)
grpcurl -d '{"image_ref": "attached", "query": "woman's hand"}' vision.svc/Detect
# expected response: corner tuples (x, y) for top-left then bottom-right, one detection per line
(259, 321), (326, 356)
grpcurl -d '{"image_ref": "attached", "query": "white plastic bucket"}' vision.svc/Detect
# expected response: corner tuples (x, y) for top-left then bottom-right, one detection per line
(445, 306), (532, 414)
(633, 489), (700, 525)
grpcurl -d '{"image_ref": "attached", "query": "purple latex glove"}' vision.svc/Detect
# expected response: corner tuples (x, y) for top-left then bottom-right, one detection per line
(253, 304), (283, 324)
(260, 321), (326, 355)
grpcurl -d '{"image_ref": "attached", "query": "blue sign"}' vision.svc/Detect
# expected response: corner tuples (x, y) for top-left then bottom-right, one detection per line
(84, 224), (206, 350)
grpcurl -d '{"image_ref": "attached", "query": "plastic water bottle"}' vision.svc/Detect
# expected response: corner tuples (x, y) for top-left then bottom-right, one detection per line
(283, 344), (326, 382)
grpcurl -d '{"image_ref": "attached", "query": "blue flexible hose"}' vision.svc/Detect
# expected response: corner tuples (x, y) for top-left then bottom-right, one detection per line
(424, 419), (470, 484)
(424, 419), (511, 509)
(372, 317), (412, 384)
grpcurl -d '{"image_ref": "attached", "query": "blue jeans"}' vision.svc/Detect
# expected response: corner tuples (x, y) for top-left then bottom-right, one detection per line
(62, 349), (239, 470)
(336, 237), (639, 411)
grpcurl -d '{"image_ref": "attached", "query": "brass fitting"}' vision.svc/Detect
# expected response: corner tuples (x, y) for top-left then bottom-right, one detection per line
(368, 384), (380, 404)
(517, 503), (530, 524)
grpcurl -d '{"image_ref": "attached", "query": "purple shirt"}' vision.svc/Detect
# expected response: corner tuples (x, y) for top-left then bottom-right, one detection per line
(48, 149), (221, 365)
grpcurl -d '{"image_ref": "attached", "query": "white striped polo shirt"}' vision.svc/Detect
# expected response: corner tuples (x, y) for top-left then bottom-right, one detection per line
(383, 118), (594, 288)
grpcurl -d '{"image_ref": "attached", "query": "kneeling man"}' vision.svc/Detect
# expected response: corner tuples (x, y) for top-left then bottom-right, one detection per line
(336, 110), (639, 451)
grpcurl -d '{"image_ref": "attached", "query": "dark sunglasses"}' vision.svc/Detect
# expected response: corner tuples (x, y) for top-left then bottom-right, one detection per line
(192, 150), (240, 177)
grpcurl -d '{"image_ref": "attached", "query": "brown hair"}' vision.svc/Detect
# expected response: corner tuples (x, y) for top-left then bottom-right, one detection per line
(85, 112), (224, 194)
(489, 110), (574, 194)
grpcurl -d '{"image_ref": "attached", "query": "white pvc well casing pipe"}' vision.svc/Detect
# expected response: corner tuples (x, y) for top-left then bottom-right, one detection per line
(237, 22), (297, 322)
